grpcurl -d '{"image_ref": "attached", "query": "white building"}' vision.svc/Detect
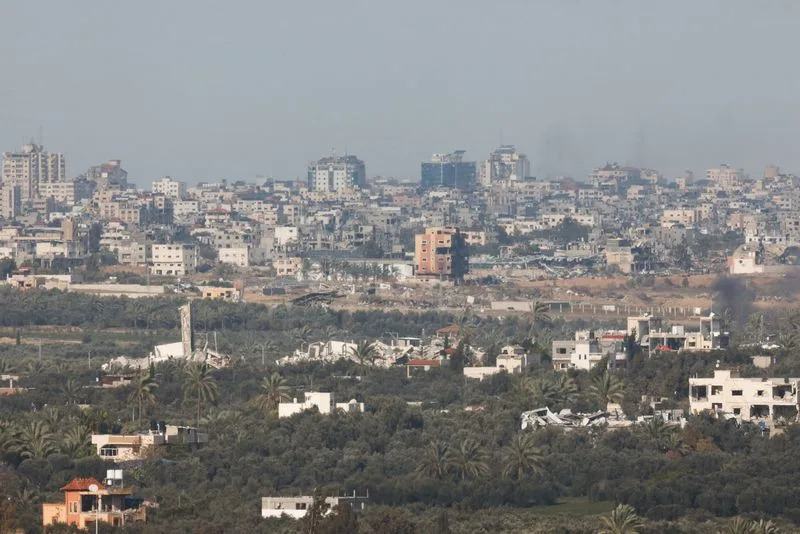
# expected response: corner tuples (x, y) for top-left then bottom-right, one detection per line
(218, 246), (250, 267)
(261, 495), (366, 519)
(552, 331), (626, 371)
(307, 154), (366, 192)
(152, 177), (187, 200)
(150, 243), (197, 276)
(479, 145), (530, 186)
(2, 143), (66, 201)
(278, 392), (365, 418)
(274, 226), (299, 246)
(39, 181), (76, 204)
(463, 346), (532, 380)
(689, 369), (799, 425)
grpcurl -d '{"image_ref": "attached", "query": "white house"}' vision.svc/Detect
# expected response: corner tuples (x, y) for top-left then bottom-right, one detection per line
(278, 392), (365, 418)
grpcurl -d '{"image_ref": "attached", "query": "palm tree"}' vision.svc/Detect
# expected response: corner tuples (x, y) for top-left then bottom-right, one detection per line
(13, 420), (58, 459)
(529, 301), (552, 331)
(447, 439), (489, 481)
(752, 519), (780, 534)
(502, 433), (545, 480)
(61, 378), (82, 405)
(416, 441), (450, 480)
(294, 325), (313, 346)
(128, 373), (159, 427)
(724, 517), (757, 534)
(0, 359), (15, 374)
(638, 417), (676, 452)
(182, 363), (219, 425)
(349, 340), (377, 368)
(251, 373), (289, 415)
(598, 504), (644, 534)
(590, 371), (625, 409)
(60, 425), (91, 457)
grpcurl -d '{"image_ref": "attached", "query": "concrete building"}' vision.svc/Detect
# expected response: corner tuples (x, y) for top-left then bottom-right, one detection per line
(2, 142), (66, 201)
(421, 151), (477, 191)
(39, 180), (77, 204)
(278, 392), (365, 418)
(42, 476), (146, 529)
(261, 494), (367, 519)
(689, 369), (800, 425)
(307, 154), (366, 192)
(91, 426), (208, 461)
(150, 243), (197, 276)
(273, 257), (302, 277)
(413, 226), (468, 279)
(0, 184), (21, 219)
(86, 159), (128, 189)
(648, 314), (728, 352)
(479, 145), (530, 186)
(218, 246), (250, 267)
(552, 331), (626, 371)
(706, 164), (745, 188)
(463, 346), (531, 380)
(152, 176), (186, 199)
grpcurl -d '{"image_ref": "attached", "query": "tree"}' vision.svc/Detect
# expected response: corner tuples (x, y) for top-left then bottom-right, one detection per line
(318, 503), (358, 534)
(590, 371), (625, 409)
(416, 441), (450, 480)
(529, 301), (552, 331)
(724, 517), (756, 534)
(349, 340), (377, 368)
(128, 373), (159, 427)
(446, 438), (489, 481)
(251, 373), (289, 416)
(13, 421), (57, 459)
(598, 504), (644, 534)
(502, 433), (545, 480)
(61, 378), (82, 405)
(182, 363), (219, 424)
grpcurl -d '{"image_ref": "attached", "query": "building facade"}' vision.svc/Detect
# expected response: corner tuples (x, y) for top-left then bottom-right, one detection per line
(479, 145), (530, 186)
(150, 244), (197, 276)
(307, 154), (366, 192)
(420, 151), (477, 191)
(413, 226), (469, 280)
(152, 177), (187, 199)
(2, 143), (66, 201)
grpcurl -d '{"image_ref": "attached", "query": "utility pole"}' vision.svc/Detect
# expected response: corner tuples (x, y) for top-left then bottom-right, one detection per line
(38, 340), (42, 361)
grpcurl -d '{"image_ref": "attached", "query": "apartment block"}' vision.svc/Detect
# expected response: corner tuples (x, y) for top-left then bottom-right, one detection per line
(150, 243), (197, 276)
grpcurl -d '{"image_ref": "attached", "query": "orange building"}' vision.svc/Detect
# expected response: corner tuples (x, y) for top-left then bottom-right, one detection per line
(413, 226), (468, 280)
(42, 477), (146, 529)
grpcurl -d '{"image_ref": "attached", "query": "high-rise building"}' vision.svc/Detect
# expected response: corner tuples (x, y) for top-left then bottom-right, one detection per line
(1, 143), (66, 201)
(307, 154), (366, 192)
(152, 176), (187, 199)
(413, 226), (469, 281)
(706, 164), (745, 188)
(0, 184), (21, 220)
(479, 145), (530, 186)
(86, 159), (128, 189)
(420, 151), (476, 191)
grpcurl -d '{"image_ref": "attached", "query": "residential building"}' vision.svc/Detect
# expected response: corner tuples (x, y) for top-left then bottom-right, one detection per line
(86, 159), (128, 189)
(278, 392), (365, 418)
(420, 151), (477, 191)
(2, 142), (66, 201)
(479, 145), (530, 186)
(0, 184), (21, 219)
(273, 257), (302, 277)
(91, 425), (208, 461)
(689, 369), (799, 425)
(261, 494), (367, 519)
(648, 314), (728, 352)
(39, 180), (76, 204)
(150, 244), (197, 276)
(552, 331), (626, 371)
(42, 476), (146, 529)
(218, 246), (250, 267)
(706, 164), (745, 188)
(152, 176), (186, 199)
(413, 226), (468, 279)
(307, 154), (366, 192)
(463, 345), (532, 380)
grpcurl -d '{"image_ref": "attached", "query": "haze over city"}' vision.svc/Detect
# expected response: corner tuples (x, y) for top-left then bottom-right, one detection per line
(2, 0), (799, 184)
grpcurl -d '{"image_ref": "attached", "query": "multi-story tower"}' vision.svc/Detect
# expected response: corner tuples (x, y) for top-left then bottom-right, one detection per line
(2, 143), (66, 201)
(152, 176), (187, 199)
(307, 154), (366, 192)
(413, 226), (469, 281)
(87, 159), (128, 189)
(420, 151), (477, 191)
(479, 145), (530, 186)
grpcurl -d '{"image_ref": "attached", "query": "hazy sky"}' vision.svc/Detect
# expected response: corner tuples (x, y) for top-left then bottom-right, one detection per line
(1, 1), (798, 185)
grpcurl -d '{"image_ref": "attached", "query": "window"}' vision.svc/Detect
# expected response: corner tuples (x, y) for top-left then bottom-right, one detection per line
(733, 408), (741, 415)
(732, 390), (743, 396)
(100, 445), (118, 457)
(757, 390), (764, 396)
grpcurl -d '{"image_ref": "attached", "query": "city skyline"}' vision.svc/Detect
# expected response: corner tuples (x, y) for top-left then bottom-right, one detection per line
(2, 1), (799, 184)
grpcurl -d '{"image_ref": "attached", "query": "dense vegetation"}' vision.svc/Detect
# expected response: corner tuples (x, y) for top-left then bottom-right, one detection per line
(0, 290), (799, 533)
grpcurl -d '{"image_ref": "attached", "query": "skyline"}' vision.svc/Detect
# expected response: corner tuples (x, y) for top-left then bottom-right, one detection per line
(2, 0), (799, 184)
